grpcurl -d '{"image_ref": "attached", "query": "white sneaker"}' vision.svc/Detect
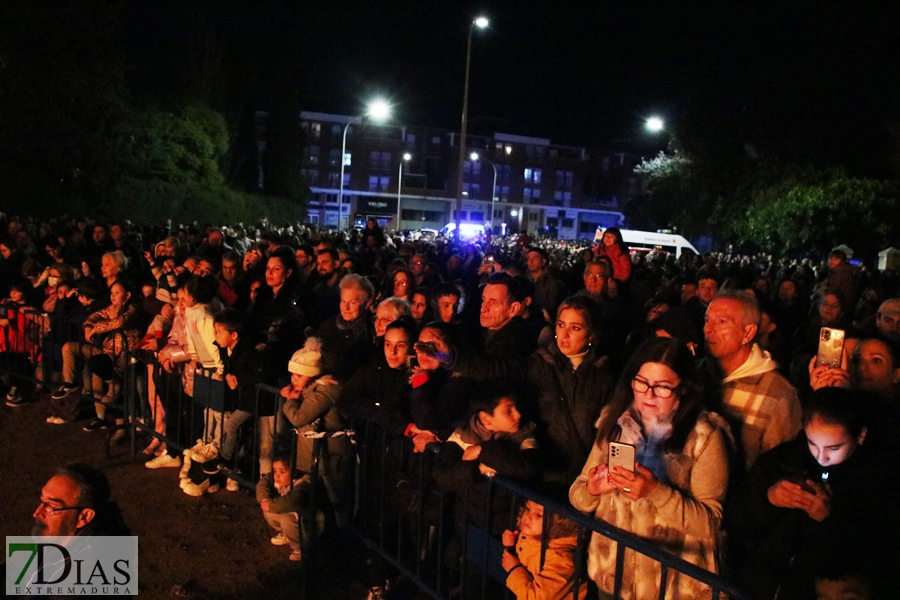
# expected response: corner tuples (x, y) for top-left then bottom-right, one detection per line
(270, 533), (290, 546)
(46, 416), (66, 425)
(226, 478), (240, 492)
(182, 479), (215, 497)
(190, 441), (219, 463)
(145, 454), (182, 469)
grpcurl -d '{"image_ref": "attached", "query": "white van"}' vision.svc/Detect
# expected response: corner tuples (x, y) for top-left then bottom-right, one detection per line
(594, 228), (698, 258)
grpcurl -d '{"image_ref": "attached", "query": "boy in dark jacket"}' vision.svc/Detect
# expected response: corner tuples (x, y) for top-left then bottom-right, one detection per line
(214, 309), (270, 488)
(434, 381), (540, 534)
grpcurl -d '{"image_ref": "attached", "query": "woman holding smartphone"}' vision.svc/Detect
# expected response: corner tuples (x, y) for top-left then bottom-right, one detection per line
(569, 337), (731, 600)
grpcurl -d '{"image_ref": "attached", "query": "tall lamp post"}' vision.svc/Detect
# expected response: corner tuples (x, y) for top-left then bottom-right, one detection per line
(339, 99), (391, 231)
(469, 152), (497, 232)
(396, 152), (411, 231)
(454, 16), (489, 240)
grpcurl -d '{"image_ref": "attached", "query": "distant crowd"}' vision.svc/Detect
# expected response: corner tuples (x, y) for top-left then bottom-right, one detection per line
(2, 213), (899, 600)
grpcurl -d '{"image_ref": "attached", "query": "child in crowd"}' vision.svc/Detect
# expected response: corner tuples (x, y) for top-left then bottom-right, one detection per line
(281, 338), (351, 528)
(180, 274), (225, 445)
(501, 498), (587, 600)
(435, 382), (540, 533)
(214, 309), (270, 490)
(256, 453), (307, 562)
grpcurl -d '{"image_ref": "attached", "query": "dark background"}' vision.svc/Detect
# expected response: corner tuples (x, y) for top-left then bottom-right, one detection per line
(122, 1), (900, 175)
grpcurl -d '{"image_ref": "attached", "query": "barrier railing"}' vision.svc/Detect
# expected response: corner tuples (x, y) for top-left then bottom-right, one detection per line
(343, 419), (752, 600)
(3, 305), (750, 599)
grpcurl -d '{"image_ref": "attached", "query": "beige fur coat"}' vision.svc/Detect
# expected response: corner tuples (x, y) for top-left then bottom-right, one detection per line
(569, 410), (730, 600)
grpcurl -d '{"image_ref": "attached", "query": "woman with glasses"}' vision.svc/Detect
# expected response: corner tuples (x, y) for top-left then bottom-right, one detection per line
(569, 337), (731, 600)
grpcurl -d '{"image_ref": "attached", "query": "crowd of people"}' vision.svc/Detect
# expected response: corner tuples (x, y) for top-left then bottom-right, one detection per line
(2, 212), (899, 599)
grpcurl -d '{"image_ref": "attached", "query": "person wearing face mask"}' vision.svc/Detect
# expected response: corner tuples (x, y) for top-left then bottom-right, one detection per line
(727, 387), (899, 600)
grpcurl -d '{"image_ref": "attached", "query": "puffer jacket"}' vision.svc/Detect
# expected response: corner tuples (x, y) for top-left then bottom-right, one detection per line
(569, 410), (730, 600)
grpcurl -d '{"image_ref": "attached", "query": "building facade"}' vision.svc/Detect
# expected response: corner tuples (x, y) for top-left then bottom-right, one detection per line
(291, 111), (642, 239)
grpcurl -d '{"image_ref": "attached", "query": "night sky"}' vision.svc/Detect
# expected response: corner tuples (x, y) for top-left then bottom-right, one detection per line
(106, 1), (900, 177)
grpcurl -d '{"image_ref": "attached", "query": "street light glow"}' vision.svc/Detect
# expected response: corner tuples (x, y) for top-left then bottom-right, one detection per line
(474, 16), (489, 29)
(470, 152), (479, 161)
(646, 117), (664, 132)
(403, 152), (412, 161)
(366, 99), (391, 122)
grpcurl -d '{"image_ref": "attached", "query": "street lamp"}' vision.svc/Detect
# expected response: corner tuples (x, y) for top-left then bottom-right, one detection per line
(645, 116), (664, 133)
(454, 15), (489, 239)
(339, 99), (391, 230)
(396, 152), (411, 231)
(469, 152), (497, 203)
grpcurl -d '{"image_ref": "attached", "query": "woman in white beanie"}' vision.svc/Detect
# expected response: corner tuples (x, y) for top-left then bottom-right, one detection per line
(281, 337), (352, 528)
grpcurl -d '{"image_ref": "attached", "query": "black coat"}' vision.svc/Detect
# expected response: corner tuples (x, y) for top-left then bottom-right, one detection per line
(726, 433), (900, 599)
(455, 345), (615, 484)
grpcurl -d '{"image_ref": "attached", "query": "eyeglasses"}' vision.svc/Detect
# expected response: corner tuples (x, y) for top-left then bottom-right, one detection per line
(631, 377), (679, 399)
(584, 273), (605, 280)
(37, 502), (86, 516)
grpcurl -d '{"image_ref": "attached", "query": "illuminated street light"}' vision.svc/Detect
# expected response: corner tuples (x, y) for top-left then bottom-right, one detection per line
(396, 152), (412, 231)
(454, 16), (490, 238)
(339, 99), (391, 230)
(646, 116), (664, 133)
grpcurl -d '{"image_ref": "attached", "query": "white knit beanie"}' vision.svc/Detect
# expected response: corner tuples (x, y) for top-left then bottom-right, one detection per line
(288, 337), (322, 377)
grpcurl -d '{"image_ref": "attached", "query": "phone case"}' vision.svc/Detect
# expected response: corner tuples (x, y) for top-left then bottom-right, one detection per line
(816, 327), (845, 368)
(609, 442), (636, 474)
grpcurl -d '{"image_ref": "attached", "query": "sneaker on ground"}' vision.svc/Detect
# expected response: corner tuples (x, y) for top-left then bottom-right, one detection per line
(82, 418), (110, 432)
(289, 548), (301, 562)
(6, 386), (18, 400)
(145, 453), (182, 469)
(226, 478), (240, 492)
(46, 416), (66, 425)
(51, 385), (78, 400)
(270, 533), (290, 546)
(7, 393), (32, 407)
(182, 479), (211, 497)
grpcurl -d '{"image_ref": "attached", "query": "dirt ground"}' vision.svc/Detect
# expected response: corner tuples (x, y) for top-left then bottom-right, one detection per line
(0, 399), (386, 600)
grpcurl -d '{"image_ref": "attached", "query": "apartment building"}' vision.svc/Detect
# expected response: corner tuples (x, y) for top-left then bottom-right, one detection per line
(292, 111), (640, 239)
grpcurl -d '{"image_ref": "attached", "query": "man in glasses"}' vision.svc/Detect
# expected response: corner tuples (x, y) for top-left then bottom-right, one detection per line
(32, 463), (124, 537)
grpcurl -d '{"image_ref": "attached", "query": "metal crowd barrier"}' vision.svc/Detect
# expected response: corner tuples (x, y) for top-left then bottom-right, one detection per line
(340, 419), (752, 600)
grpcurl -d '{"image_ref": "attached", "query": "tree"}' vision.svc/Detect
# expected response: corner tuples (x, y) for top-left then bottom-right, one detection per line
(124, 105), (229, 186)
(736, 168), (899, 258)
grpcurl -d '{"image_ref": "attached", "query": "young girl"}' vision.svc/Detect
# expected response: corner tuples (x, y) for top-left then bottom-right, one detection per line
(256, 454), (307, 562)
(501, 498), (587, 600)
